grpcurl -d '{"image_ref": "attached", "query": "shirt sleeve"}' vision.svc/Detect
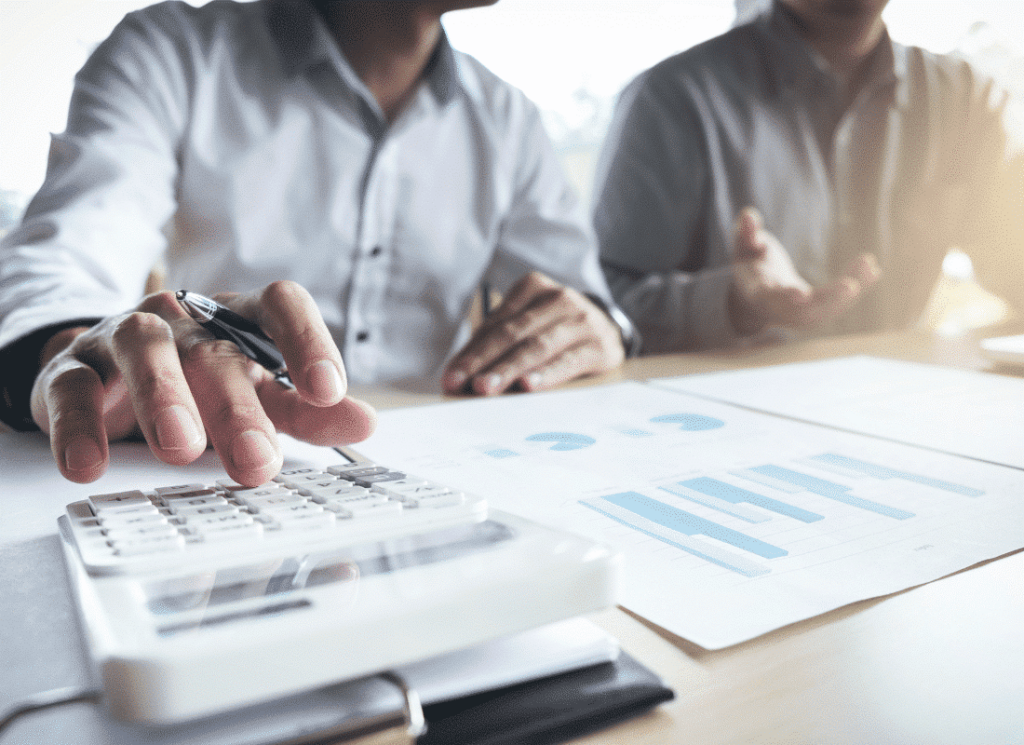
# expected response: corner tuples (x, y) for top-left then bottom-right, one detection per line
(0, 7), (187, 353)
(592, 69), (741, 354)
(481, 88), (640, 351)
(483, 95), (608, 296)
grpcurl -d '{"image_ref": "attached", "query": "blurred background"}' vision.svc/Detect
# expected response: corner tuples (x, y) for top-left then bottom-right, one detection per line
(1, 0), (1022, 330)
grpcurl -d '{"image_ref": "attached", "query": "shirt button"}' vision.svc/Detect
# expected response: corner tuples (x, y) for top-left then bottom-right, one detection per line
(356, 331), (369, 342)
(369, 246), (382, 258)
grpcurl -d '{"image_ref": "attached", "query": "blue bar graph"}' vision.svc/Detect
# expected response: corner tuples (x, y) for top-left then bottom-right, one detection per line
(600, 491), (786, 559)
(676, 477), (825, 523)
(650, 413), (725, 431)
(581, 492), (780, 577)
(750, 465), (915, 520)
(485, 448), (519, 459)
(809, 453), (984, 497)
(526, 432), (596, 451)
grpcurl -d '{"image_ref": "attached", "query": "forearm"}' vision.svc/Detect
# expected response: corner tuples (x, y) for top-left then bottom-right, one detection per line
(603, 261), (741, 355)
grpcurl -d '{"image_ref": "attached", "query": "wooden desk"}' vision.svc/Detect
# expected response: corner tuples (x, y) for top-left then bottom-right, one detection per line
(353, 327), (1024, 745)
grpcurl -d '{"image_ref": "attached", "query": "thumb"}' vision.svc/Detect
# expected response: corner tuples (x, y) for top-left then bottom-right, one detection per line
(734, 207), (766, 261)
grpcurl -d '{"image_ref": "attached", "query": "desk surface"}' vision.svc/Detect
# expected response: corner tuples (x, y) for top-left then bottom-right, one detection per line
(352, 327), (1024, 745)
(3, 328), (1022, 744)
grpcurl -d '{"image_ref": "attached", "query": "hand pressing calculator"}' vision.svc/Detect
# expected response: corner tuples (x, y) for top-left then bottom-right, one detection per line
(59, 456), (620, 724)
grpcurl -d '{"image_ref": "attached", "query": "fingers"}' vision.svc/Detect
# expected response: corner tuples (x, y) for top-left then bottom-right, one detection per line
(734, 207), (768, 261)
(222, 281), (348, 407)
(111, 306), (207, 465)
(848, 253), (882, 288)
(33, 284), (370, 486)
(34, 356), (110, 483)
(442, 272), (623, 396)
(260, 385), (378, 448)
(767, 254), (882, 328)
(175, 328), (282, 486)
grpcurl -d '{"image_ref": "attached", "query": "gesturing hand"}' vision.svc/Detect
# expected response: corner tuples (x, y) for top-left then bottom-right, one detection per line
(31, 281), (376, 486)
(729, 207), (880, 334)
(441, 271), (625, 396)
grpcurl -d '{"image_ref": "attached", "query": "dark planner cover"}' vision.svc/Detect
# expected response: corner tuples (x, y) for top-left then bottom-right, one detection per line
(418, 652), (674, 745)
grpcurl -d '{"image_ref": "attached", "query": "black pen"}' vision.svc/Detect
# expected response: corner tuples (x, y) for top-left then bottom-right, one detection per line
(175, 290), (295, 390)
(176, 289), (360, 463)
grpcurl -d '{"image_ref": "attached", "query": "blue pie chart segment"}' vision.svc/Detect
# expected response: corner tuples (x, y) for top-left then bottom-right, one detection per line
(651, 413), (725, 431)
(526, 432), (597, 451)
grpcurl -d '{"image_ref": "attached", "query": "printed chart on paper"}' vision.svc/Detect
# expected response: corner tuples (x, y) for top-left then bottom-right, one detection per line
(356, 382), (1024, 648)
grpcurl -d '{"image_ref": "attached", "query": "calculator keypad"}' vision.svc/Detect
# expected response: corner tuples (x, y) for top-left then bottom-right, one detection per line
(67, 463), (486, 574)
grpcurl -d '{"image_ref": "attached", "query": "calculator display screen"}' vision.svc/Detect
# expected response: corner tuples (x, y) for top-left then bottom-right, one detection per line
(144, 520), (514, 636)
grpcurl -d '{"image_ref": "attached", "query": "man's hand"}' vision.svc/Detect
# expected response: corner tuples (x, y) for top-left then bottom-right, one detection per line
(31, 281), (376, 486)
(730, 207), (881, 334)
(441, 272), (625, 396)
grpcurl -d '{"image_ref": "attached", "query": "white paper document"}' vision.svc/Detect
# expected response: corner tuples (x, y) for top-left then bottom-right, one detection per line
(356, 381), (1024, 649)
(653, 356), (1024, 469)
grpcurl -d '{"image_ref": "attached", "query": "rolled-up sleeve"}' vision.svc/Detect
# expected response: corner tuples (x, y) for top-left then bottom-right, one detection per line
(0, 8), (187, 352)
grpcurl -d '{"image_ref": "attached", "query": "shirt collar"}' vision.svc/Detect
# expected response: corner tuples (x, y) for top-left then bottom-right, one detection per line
(263, 0), (460, 108)
(761, 0), (903, 107)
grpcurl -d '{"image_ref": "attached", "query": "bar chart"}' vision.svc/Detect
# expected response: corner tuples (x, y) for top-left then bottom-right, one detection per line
(580, 450), (985, 577)
(359, 380), (1024, 648)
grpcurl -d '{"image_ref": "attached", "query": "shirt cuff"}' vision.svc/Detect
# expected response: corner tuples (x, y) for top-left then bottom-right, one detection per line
(0, 319), (102, 431)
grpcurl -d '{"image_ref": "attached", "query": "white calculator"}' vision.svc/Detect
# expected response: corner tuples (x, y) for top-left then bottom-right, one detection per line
(58, 457), (621, 724)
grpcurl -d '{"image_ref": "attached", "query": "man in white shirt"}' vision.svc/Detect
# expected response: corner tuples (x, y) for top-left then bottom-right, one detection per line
(0, 0), (633, 486)
(594, 0), (1022, 353)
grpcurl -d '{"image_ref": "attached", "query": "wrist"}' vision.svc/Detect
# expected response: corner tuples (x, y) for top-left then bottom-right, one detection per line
(728, 282), (766, 336)
(584, 293), (642, 358)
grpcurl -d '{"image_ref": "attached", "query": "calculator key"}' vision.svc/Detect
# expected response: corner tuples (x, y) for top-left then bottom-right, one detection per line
(270, 510), (336, 530)
(306, 484), (373, 501)
(164, 496), (231, 514)
(154, 484), (217, 499)
(278, 473), (337, 489)
(275, 467), (321, 479)
(110, 533), (185, 556)
(196, 522), (264, 542)
(263, 502), (325, 518)
(370, 477), (427, 494)
(89, 490), (150, 513)
(405, 491), (466, 508)
(97, 510), (167, 527)
(354, 472), (406, 487)
(183, 512), (255, 530)
(242, 494), (307, 512)
(329, 465), (389, 481)
(170, 502), (239, 518)
(382, 484), (453, 500)
(326, 462), (378, 476)
(217, 481), (287, 497)
(327, 500), (403, 519)
(320, 493), (390, 510)
(104, 523), (180, 541)
(289, 477), (338, 493)
(233, 485), (295, 503)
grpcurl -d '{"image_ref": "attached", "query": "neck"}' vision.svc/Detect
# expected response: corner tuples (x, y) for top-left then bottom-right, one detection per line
(319, 2), (443, 122)
(779, 1), (886, 94)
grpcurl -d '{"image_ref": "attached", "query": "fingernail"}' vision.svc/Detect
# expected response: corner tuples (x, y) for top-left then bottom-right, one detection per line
(483, 373), (502, 393)
(527, 371), (542, 389)
(231, 430), (277, 470)
(154, 405), (203, 451)
(306, 360), (343, 403)
(65, 437), (102, 472)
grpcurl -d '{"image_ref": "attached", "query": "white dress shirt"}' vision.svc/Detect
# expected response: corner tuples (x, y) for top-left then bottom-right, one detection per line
(0, 0), (615, 390)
